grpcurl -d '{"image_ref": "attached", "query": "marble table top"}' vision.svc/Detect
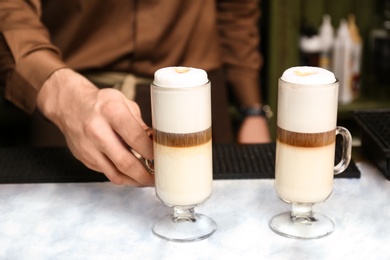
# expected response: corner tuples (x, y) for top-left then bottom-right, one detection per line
(0, 162), (389, 259)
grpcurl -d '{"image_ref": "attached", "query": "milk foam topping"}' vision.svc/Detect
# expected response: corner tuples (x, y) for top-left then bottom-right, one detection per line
(281, 66), (336, 85)
(278, 66), (338, 133)
(153, 67), (208, 88)
(152, 67), (211, 133)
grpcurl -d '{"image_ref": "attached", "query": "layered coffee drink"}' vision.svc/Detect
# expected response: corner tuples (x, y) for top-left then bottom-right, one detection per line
(275, 67), (338, 203)
(151, 67), (212, 207)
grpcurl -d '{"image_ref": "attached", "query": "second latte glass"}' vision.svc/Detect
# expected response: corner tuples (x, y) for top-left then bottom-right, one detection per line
(269, 66), (352, 239)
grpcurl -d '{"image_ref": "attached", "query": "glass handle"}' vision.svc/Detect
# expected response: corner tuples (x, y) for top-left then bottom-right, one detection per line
(334, 126), (352, 175)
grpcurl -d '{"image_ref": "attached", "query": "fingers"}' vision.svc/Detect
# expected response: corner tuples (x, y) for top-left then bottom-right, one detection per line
(56, 86), (155, 187)
(100, 153), (155, 187)
(100, 96), (154, 160)
(69, 134), (154, 187)
(101, 134), (154, 186)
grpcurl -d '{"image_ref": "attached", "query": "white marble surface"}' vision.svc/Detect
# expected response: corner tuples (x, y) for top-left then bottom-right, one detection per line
(0, 162), (389, 260)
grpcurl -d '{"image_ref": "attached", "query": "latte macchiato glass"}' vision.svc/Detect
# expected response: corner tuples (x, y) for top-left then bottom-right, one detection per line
(269, 66), (352, 239)
(150, 66), (216, 242)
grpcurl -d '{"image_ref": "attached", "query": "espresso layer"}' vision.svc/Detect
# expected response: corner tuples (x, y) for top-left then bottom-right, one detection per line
(277, 126), (335, 147)
(153, 127), (212, 147)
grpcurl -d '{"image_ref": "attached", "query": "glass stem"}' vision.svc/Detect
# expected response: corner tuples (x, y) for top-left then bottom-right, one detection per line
(173, 206), (196, 223)
(290, 203), (316, 224)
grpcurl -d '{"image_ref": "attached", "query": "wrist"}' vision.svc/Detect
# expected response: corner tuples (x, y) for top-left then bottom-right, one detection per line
(239, 104), (273, 121)
(37, 68), (95, 124)
(37, 69), (61, 118)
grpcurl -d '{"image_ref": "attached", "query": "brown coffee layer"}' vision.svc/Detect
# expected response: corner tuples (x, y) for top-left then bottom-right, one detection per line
(277, 126), (335, 148)
(153, 127), (212, 147)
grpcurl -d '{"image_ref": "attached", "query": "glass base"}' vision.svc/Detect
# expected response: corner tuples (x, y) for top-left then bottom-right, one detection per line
(152, 213), (217, 242)
(269, 211), (335, 239)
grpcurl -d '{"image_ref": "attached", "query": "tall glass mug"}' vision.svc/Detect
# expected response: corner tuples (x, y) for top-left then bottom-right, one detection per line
(269, 66), (352, 239)
(150, 67), (216, 242)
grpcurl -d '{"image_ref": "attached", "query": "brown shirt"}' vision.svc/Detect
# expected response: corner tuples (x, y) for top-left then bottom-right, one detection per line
(0, 0), (263, 113)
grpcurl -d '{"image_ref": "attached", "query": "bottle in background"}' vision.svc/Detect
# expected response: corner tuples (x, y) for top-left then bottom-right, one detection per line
(299, 15), (335, 70)
(348, 15), (363, 101)
(332, 16), (362, 104)
(319, 15), (335, 70)
(299, 20), (321, 67)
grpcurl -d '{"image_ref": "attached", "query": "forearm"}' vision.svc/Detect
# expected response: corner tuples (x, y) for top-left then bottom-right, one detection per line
(217, 0), (264, 106)
(227, 67), (262, 107)
(0, 0), (66, 113)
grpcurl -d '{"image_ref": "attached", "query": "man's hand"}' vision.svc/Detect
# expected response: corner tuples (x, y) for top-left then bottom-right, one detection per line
(237, 116), (271, 143)
(37, 68), (154, 186)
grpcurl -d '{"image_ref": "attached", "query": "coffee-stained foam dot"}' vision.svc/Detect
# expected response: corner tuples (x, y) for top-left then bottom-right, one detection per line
(281, 66), (336, 85)
(174, 67), (190, 73)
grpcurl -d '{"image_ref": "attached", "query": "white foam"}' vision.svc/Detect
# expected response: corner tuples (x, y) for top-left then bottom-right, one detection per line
(281, 66), (336, 85)
(153, 67), (208, 88)
(151, 67), (211, 133)
(278, 67), (339, 133)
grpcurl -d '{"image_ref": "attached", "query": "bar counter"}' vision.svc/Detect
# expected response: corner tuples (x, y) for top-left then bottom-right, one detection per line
(0, 160), (389, 259)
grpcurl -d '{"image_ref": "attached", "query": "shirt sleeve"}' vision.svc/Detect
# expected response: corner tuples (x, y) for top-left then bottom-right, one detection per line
(0, 0), (67, 113)
(217, 0), (264, 106)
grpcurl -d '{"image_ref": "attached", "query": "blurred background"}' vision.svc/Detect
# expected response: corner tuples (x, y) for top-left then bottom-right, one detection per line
(260, 0), (390, 142)
(1, 0), (389, 146)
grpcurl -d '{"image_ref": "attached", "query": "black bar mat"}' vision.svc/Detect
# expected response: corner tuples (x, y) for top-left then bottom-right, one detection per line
(0, 147), (108, 183)
(354, 109), (390, 180)
(0, 143), (360, 184)
(212, 143), (360, 179)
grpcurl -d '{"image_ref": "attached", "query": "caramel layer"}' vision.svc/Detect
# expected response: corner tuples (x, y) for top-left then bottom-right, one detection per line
(277, 126), (335, 147)
(153, 127), (212, 147)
